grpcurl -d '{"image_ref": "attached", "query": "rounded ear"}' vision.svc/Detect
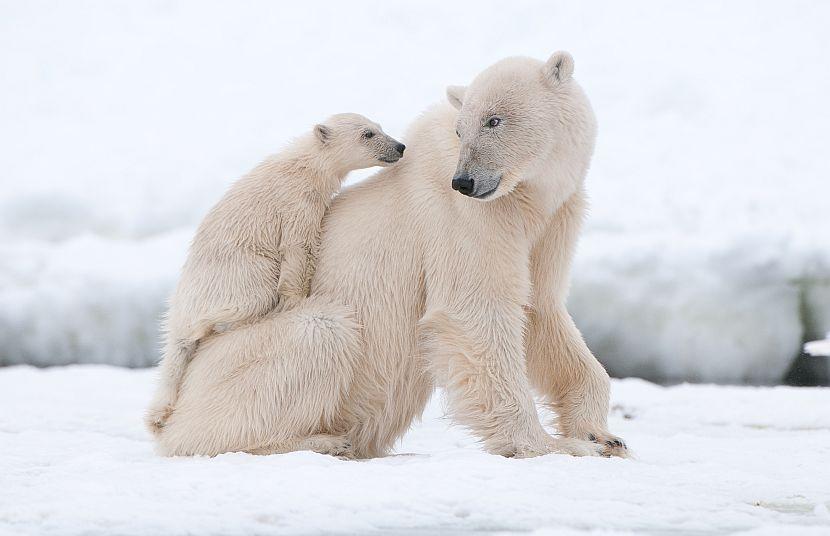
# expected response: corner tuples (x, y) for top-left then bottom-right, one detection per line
(543, 51), (574, 86)
(446, 85), (466, 110)
(314, 124), (331, 144)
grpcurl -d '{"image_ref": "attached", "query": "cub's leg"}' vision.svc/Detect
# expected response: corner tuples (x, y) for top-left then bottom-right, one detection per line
(145, 324), (213, 435)
(147, 253), (282, 435)
(276, 242), (316, 310)
(277, 197), (326, 310)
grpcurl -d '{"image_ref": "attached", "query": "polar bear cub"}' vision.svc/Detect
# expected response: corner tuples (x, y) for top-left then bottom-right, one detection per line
(145, 114), (405, 434)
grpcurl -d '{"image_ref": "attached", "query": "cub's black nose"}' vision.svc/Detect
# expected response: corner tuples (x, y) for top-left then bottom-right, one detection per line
(451, 172), (475, 196)
(395, 143), (406, 155)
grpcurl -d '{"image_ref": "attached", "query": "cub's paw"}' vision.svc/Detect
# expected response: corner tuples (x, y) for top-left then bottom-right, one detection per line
(144, 404), (174, 435)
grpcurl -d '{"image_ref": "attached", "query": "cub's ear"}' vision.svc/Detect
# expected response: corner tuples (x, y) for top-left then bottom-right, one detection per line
(446, 85), (466, 110)
(543, 51), (574, 86)
(314, 124), (331, 144)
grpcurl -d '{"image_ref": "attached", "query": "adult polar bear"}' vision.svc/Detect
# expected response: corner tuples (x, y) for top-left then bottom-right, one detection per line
(156, 51), (627, 459)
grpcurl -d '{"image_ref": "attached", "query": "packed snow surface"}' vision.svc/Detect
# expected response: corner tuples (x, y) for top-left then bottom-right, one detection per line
(1, 365), (829, 535)
(1, 1), (829, 381)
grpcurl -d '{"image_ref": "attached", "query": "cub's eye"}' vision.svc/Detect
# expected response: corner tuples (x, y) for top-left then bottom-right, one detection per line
(455, 129), (461, 138)
(363, 130), (374, 139)
(486, 117), (501, 128)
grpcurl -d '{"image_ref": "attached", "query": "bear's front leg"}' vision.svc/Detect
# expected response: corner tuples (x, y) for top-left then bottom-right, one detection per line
(418, 308), (604, 458)
(525, 304), (628, 458)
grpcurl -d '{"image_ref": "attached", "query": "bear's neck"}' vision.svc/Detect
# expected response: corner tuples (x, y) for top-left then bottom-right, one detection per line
(475, 142), (590, 246)
(530, 157), (582, 216)
(279, 135), (347, 195)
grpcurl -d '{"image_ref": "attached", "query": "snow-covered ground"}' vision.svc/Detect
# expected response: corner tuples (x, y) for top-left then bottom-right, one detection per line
(1, 365), (829, 535)
(1, 1), (829, 381)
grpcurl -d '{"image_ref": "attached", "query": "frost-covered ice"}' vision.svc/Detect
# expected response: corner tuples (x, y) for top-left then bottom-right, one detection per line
(806, 336), (830, 357)
(1, 1), (829, 380)
(0, 232), (187, 366)
(1, 365), (829, 535)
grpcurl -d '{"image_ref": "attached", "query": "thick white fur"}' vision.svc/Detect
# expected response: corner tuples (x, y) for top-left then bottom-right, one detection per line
(155, 52), (627, 459)
(145, 114), (403, 435)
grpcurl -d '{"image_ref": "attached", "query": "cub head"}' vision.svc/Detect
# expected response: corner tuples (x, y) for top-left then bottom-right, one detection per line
(446, 51), (594, 201)
(314, 113), (405, 171)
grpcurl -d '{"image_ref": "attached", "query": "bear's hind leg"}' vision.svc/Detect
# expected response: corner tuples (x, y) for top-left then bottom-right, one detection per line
(247, 434), (353, 458)
(155, 298), (363, 458)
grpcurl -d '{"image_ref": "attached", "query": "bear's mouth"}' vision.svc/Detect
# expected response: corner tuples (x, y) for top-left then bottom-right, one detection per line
(468, 176), (501, 200)
(472, 186), (498, 199)
(378, 156), (401, 164)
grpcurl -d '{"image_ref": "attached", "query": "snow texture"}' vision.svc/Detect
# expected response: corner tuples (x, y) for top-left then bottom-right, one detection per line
(1, 1), (829, 381)
(1, 365), (829, 535)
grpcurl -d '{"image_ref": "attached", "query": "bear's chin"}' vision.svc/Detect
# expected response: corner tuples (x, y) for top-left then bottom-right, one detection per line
(470, 180), (519, 202)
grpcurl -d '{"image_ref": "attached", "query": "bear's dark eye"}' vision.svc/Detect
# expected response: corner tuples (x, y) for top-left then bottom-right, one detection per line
(363, 130), (374, 139)
(455, 129), (460, 138)
(486, 117), (501, 128)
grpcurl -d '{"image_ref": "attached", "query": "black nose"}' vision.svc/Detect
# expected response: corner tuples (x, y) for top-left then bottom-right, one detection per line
(451, 172), (475, 196)
(395, 143), (405, 155)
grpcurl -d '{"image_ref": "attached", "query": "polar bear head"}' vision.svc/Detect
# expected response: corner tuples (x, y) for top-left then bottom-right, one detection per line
(314, 113), (406, 171)
(446, 51), (596, 201)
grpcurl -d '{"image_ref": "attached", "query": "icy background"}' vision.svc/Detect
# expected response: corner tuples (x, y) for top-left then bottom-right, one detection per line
(1, 1), (828, 382)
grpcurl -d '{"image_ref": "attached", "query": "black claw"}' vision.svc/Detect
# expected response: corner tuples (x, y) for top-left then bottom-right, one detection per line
(602, 438), (626, 449)
(588, 434), (597, 442)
